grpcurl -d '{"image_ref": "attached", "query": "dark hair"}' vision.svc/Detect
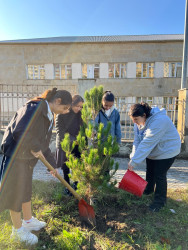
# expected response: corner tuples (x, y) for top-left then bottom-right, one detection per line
(41, 88), (72, 105)
(129, 102), (152, 118)
(72, 95), (84, 106)
(102, 90), (115, 102)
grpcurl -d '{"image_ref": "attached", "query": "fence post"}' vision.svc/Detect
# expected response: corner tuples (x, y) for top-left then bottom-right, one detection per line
(178, 88), (188, 157)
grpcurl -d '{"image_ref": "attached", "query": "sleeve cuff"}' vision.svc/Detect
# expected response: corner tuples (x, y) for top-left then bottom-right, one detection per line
(129, 160), (137, 168)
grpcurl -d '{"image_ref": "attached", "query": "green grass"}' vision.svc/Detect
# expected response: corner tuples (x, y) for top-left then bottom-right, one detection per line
(0, 180), (187, 250)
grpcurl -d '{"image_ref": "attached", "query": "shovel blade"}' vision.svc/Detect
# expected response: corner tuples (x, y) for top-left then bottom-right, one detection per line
(78, 198), (96, 226)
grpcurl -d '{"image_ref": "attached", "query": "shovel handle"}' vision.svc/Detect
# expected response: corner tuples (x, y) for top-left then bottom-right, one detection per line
(38, 155), (82, 201)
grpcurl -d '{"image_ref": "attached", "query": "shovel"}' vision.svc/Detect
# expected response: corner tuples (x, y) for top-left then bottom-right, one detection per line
(38, 155), (96, 226)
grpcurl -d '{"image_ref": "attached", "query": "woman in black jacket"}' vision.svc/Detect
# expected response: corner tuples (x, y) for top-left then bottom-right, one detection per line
(55, 95), (84, 196)
(0, 88), (72, 245)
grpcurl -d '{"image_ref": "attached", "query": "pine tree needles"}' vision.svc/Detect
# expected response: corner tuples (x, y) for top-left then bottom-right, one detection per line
(61, 85), (119, 198)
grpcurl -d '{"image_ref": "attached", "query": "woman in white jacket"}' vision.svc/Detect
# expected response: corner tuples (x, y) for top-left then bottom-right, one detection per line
(128, 102), (181, 212)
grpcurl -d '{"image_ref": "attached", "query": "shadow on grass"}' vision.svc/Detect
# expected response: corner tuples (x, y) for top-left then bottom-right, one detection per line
(0, 212), (59, 250)
(1, 181), (187, 249)
(41, 181), (188, 249)
(93, 189), (188, 249)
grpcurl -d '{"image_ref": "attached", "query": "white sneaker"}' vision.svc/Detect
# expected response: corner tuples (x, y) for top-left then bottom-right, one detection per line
(11, 227), (38, 245)
(22, 216), (47, 231)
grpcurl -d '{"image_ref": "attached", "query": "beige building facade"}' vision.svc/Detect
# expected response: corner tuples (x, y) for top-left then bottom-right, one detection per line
(0, 34), (187, 100)
(0, 35), (188, 144)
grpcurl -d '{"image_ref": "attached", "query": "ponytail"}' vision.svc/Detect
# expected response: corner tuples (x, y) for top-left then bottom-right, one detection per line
(102, 90), (115, 102)
(40, 88), (72, 105)
(41, 88), (57, 101)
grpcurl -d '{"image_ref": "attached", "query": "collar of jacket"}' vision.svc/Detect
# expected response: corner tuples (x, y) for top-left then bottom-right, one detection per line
(100, 109), (110, 120)
(101, 106), (105, 113)
(27, 98), (49, 119)
(100, 106), (115, 120)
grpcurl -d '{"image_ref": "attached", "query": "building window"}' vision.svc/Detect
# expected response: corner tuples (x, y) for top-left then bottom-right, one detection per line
(108, 63), (127, 78)
(136, 96), (153, 105)
(163, 97), (176, 110)
(136, 63), (154, 78)
(27, 65), (45, 79)
(164, 62), (182, 77)
(82, 64), (99, 78)
(54, 64), (72, 79)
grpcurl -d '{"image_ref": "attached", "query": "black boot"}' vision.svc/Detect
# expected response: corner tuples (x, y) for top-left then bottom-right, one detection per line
(72, 181), (78, 190)
(64, 188), (72, 197)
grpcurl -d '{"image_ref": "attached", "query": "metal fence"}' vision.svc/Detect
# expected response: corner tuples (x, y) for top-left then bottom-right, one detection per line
(115, 97), (179, 141)
(0, 84), (77, 129)
(0, 84), (184, 142)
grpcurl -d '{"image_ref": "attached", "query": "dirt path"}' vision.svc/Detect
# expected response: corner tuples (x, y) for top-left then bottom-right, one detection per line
(0, 155), (187, 188)
(32, 157), (188, 189)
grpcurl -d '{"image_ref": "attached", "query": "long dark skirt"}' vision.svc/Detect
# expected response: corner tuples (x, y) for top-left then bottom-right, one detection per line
(0, 156), (37, 213)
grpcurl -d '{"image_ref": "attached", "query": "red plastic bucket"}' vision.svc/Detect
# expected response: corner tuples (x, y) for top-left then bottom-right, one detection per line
(118, 170), (148, 197)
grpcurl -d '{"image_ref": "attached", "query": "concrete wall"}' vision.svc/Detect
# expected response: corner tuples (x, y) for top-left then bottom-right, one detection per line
(155, 62), (164, 78)
(0, 41), (187, 97)
(94, 77), (181, 97)
(44, 64), (53, 79)
(78, 79), (96, 98)
(72, 63), (82, 79)
(127, 62), (136, 78)
(100, 63), (108, 78)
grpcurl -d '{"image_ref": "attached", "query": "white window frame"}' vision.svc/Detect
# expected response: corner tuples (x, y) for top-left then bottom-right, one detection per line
(136, 96), (153, 105)
(108, 63), (127, 78)
(136, 63), (155, 78)
(27, 65), (45, 79)
(164, 62), (182, 77)
(82, 63), (100, 79)
(54, 64), (72, 79)
(94, 63), (100, 78)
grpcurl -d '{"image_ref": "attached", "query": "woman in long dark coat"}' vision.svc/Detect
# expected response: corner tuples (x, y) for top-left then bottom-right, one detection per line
(0, 88), (72, 245)
(55, 95), (84, 196)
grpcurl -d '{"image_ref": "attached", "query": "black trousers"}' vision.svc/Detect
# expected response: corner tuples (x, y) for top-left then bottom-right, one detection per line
(145, 157), (176, 206)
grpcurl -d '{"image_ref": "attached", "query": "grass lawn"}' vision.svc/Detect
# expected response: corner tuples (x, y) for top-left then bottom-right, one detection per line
(0, 180), (187, 250)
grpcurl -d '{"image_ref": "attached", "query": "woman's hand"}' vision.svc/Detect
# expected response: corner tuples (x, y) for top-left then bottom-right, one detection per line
(31, 150), (45, 159)
(31, 150), (58, 178)
(50, 169), (58, 178)
(128, 161), (134, 171)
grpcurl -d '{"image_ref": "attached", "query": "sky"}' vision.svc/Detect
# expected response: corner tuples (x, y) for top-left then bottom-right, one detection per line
(0, 0), (186, 41)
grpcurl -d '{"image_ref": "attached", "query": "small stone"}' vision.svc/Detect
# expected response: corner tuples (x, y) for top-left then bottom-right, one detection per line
(176, 199), (182, 202)
(170, 209), (176, 213)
